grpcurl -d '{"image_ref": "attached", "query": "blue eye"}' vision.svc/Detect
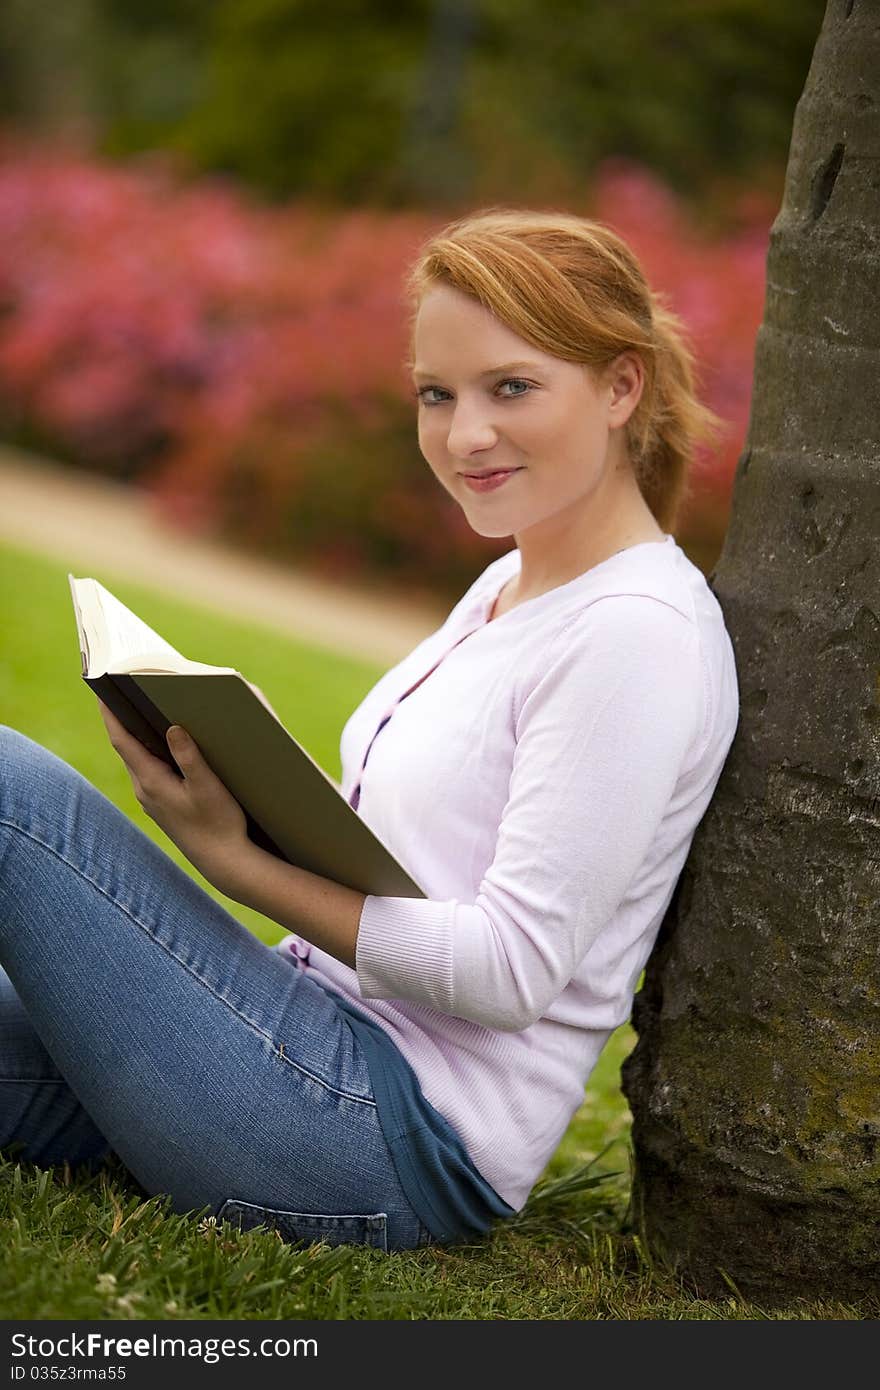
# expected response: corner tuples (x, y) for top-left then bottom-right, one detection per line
(414, 378), (533, 406)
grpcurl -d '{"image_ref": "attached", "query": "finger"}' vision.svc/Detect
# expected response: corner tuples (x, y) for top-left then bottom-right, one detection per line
(98, 699), (171, 784)
(96, 698), (117, 734)
(166, 726), (207, 780)
(97, 700), (133, 746)
(97, 700), (139, 756)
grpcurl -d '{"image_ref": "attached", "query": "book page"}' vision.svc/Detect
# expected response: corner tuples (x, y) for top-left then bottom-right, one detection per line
(77, 578), (234, 677)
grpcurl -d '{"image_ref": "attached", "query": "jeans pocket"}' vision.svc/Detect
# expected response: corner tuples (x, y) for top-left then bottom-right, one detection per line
(216, 1198), (389, 1251)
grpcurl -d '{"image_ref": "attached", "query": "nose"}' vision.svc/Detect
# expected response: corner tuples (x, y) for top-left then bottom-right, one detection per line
(445, 398), (498, 459)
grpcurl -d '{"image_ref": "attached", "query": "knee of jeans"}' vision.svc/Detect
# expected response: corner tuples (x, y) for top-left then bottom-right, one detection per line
(1, 725), (50, 775)
(1, 727), (47, 824)
(0, 726), (87, 837)
(0, 726), (39, 817)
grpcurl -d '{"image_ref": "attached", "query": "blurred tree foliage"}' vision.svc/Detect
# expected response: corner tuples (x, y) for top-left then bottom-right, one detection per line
(0, 0), (826, 211)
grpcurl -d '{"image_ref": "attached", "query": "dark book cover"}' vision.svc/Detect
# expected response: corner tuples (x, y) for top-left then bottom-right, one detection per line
(70, 577), (426, 899)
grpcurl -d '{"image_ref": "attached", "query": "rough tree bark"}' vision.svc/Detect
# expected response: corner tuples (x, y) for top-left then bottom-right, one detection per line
(621, 0), (880, 1303)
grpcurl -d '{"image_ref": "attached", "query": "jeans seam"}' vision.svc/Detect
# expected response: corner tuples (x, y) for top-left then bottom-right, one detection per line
(1, 817), (380, 1111)
(0, 1077), (72, 1085)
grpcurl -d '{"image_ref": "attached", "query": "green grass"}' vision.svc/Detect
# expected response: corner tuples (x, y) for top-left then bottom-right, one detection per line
(0, 541), (869, 1320)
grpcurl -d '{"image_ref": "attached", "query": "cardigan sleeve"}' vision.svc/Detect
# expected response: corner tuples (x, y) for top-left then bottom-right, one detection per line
(354, 595), (705, 1032)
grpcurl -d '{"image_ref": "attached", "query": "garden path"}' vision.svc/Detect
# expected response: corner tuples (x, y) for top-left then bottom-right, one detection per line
(0, 445), (449, 666)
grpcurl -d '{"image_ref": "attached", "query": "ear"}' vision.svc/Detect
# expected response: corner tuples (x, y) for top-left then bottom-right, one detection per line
(606, 352), (644, 428)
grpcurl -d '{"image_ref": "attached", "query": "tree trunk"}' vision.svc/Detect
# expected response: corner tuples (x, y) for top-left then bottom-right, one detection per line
(621, 0), (880, 1303)
(0, 0), (97, 142)
(398, 0), (478, 206)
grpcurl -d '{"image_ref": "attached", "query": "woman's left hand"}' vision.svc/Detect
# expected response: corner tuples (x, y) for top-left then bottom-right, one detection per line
(97, 699), (250, 887)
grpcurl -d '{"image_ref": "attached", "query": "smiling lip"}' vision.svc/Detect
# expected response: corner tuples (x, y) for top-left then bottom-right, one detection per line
(461, 468), (522, 492)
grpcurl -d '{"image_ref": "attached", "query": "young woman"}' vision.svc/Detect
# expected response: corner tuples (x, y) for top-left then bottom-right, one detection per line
(0, 209), (739, 1253)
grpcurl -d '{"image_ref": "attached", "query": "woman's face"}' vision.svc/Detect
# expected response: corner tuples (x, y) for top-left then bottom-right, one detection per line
(411, 283), (641, 541)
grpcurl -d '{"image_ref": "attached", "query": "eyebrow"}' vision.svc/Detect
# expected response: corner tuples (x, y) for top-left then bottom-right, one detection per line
(410, 360), (542, 382)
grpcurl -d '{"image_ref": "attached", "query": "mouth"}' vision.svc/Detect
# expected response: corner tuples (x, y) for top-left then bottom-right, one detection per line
(461, 467), (523, 493)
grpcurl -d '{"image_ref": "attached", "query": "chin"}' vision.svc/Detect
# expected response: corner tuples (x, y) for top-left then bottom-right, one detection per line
(462, 514), (519, 540)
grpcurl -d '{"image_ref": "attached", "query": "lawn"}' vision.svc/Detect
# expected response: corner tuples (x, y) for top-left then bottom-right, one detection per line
(0, 542), (867, 1319)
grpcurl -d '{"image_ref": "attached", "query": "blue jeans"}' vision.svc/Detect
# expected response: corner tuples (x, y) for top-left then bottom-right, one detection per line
(0, 725), (435, 1252)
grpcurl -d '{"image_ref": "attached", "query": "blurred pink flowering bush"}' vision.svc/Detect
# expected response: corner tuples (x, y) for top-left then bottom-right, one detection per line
(0, 137), (770, 594)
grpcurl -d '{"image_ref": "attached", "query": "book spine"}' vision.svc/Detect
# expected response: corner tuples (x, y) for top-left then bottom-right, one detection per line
(85, 673), (178, 770)
(96, 673), (289, 865)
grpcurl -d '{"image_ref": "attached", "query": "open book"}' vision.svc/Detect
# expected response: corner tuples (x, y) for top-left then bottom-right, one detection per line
(68, 574), (426, 900)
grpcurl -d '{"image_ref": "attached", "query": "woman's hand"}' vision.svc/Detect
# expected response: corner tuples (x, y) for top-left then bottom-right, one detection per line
(97, 699), (250, 888)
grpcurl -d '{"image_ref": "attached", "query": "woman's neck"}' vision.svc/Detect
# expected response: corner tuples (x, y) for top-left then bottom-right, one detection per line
(507, 473), (665, 609)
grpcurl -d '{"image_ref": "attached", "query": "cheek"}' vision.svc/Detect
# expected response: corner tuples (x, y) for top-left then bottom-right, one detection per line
(417, 420), (450, 487)
(517, 398), (573, 451)
(417, 413), (446, 460)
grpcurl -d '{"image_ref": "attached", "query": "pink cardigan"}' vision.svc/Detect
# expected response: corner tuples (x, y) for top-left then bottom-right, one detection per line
(278, 536), (739, 1210)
